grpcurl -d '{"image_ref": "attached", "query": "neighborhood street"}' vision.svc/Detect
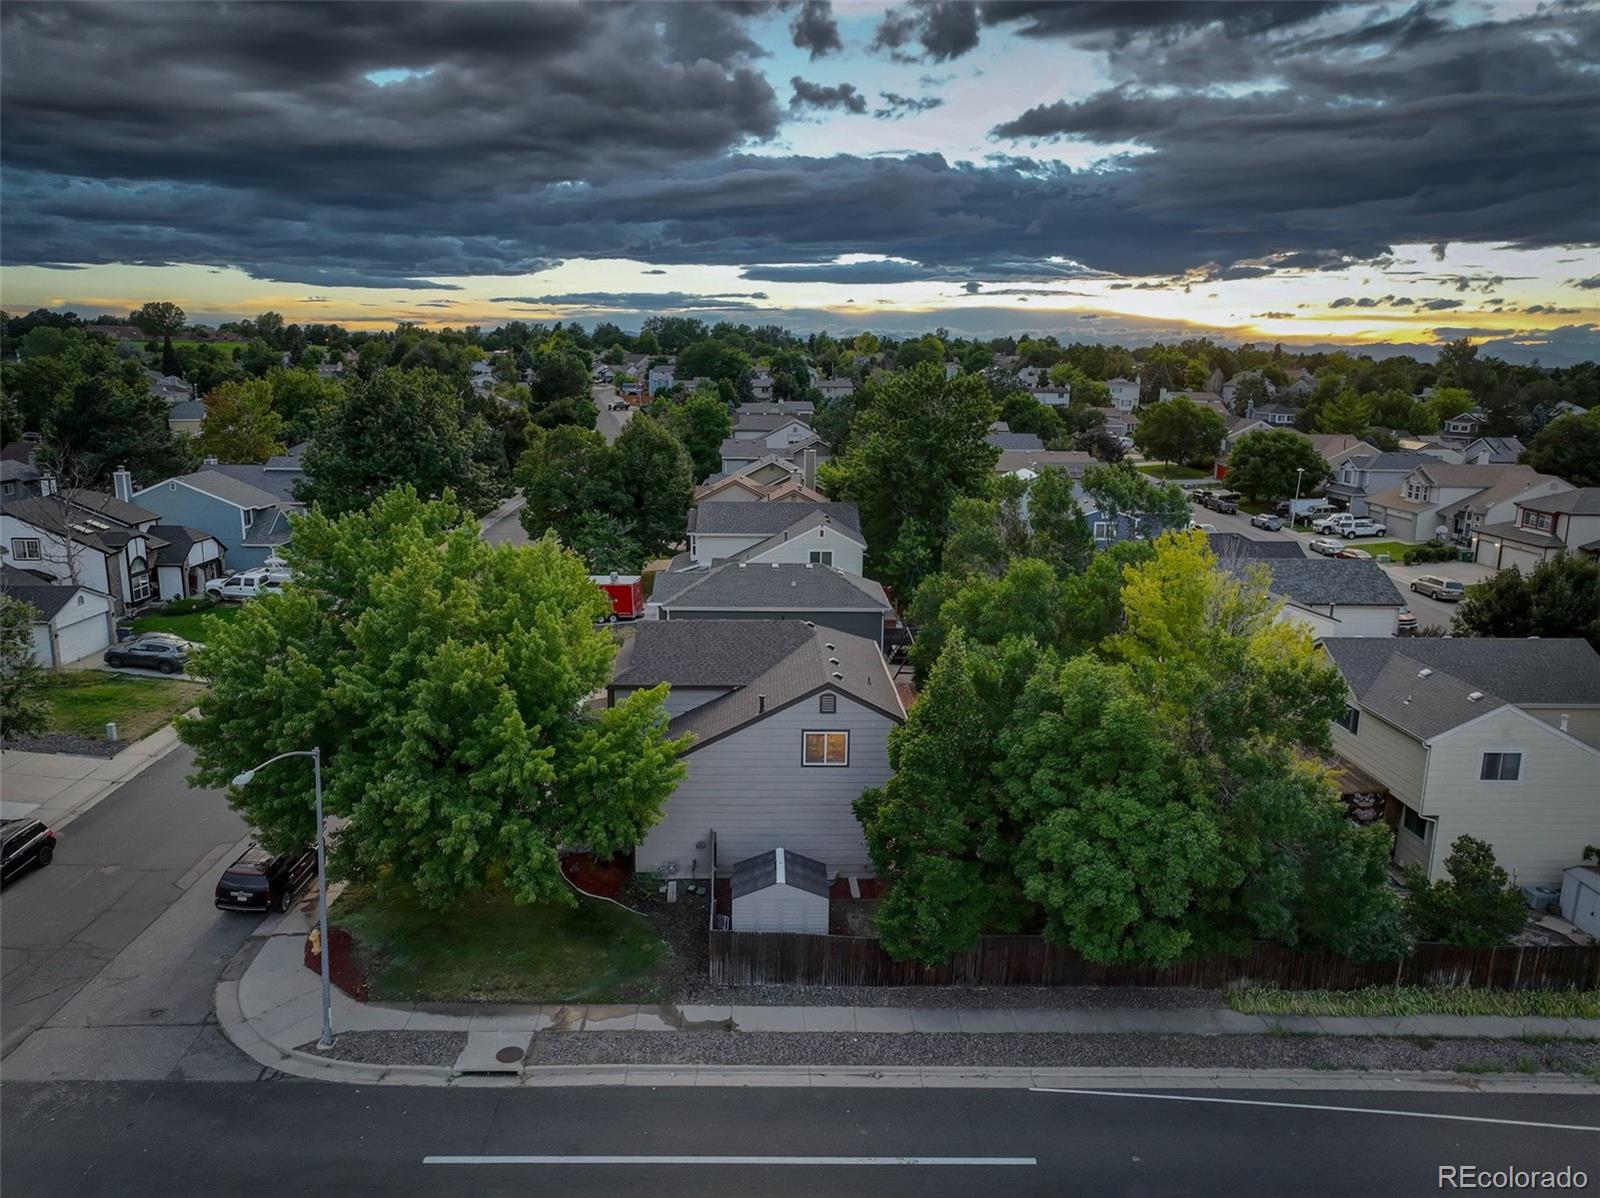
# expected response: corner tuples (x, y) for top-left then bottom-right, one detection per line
(594, 383), (634, 444)
(5, 1080), (1595, 1197)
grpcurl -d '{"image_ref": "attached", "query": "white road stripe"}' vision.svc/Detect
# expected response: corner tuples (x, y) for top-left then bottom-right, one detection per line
(423, 1156), (1036, 1167)
(1031, 1088), (1600, 1133)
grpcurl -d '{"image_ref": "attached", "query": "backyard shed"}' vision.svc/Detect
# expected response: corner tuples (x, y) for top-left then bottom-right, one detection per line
(1560, 867), (1600, 938)
(730, 848), (830, 933)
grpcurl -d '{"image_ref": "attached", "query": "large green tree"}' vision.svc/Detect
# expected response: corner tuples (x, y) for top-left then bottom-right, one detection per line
(1450, 554), (1600, 651)
(819, 363), (997, 596)
(42, 361), (198, 486)
(180, 488), (686, 910)
(611, 415), (694, 557)
(657, 389), (732, 483)
(1133, 397), (1226, 467)
(299, 368), (502, 515)
(196, 378), (286, 464)
(1081, 463), (1190, 537)
(1521, 409), (1600, 486)
(1224, 429), (1328, 501)
(0, 595), (50, 738)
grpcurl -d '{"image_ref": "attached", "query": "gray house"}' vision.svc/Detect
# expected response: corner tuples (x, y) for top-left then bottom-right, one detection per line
(609, 620), (905, 878)
(649, 560), (892, 646)
(686, 501), (865, 572)
(1227, 557), (1408, 638)
(130, 446), (305, 569)
(1324, 452), (1437, 517)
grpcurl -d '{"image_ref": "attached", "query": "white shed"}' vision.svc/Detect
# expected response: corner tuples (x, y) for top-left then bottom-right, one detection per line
(730, 847), (830, 934)
(1559, 867), (1600, 938)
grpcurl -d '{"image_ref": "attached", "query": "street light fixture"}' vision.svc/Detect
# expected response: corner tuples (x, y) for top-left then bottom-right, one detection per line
(1292, 466), (1307, 526)
(232, 747), (333, 1048)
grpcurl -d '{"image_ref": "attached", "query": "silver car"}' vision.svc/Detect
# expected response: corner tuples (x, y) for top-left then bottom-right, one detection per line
(1310, 537), (1344, 556)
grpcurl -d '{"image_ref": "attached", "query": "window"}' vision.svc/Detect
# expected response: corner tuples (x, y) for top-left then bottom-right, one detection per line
(1093, 522), (1114, 541)
(1401, 807), (1429, 839)
(10, 537), (41, 561)
(1480, 752), (1521, 782)
(1336, 705), (1360, 734)
(1, 481), (12, 496)
(803, 731), (849, 766)
(809, 550), (833, 566)
(1520, 510), (1552, 531)
(818, 693), (837, 714)
(129, 555), (150, 603)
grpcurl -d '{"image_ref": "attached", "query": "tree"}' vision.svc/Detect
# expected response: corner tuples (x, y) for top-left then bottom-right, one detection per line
(1520, 409), (1600, 486)
(675, 339), (753, 384)
(180, 488), (686, 910)
(0, 595), (50, 738)
(129, 301), (186, 373)
(1451, 555), (1600, 651)
(265, 366), (343, 442)
(299, 368), (501, 516)
(1405, 836), (1527, 947)
(42, 362), (198, 486)
(1132, 397), (1226, 467)
(1231, 373), (1271, 411)
(1225, 429), (1328, 501)
(658, 390), (731, 483)
(818, 363), (997, 597)
(1082, 464), (1189, 538)
(611, 415), (693, 557)
(528, 347), (591, 406)
(1314, 389), (1374, 435)
(516, 425), (617, 548)
(196, 378), (286, 464)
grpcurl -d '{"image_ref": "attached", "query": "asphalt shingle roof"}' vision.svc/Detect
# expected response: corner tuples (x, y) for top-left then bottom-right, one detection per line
(612, 619), (815, 687)
(731, 848), (830, 898)
(1208, 533), (1307, 560)
(1230, 558), (1405, 607)
(1523, 487), (1600, 515)
(0, 564), (84, 621)
(985, 431), (1046, 451)
(689, 501), (861, 539)
(653, 561), (889, 612)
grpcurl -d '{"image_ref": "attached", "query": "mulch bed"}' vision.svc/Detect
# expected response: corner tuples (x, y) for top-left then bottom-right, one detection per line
(2, 733), (121, 758)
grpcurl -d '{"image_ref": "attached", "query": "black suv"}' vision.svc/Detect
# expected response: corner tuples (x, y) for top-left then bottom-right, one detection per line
(106, 633), (191, 674)
(1, 819), (57, 883)
(214, 843), (316, 913)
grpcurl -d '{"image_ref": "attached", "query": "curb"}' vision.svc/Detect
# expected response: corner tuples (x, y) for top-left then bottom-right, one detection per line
(12, 718), (194, 834)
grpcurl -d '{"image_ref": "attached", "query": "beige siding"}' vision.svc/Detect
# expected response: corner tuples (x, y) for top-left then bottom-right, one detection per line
(637, 690), (897, 877)
(1522, 705), (1600, 751)
(1333, 708), (1428, 807)
(1420, 707), (1600, 887)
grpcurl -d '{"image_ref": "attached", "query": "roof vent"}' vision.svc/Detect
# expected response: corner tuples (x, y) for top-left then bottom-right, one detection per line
(1467, 691), (1484, 702)
(825, 643), (835, 651)
(771, 562), (780, 569)
(1417, 667), (1433, 678)
(805, 620), (815, 627)
(737, 562), (746, 569)
(805, 563), (814, 569)
(758, 694), (766, 713)
(831, 672), (843, 680)
(829, 658), (839, 666)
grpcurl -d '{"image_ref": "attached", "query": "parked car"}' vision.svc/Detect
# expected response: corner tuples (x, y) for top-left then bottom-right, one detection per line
(1191, 488), (1215, 506)
(1309, 537), (1344, 556)
(1278, 498), (1337, 523)
(608, 399), (630, 411)
(1, 818), (56, 883)
(1208, 492), (1241, 515)
(1411, 575), (1467, 602)
(205, 566), (291, 602)
(105, 633), (191, 674)
(1250, 513), (1283, 531)
(1340, 519), (1387, 539)
(214, 843), (316, 913)
(1396, 609), (1418, 635)
(1189, 520), (1218, 533)
(1312, 512), (1358, 535)
(1336, 546), (1373, 560)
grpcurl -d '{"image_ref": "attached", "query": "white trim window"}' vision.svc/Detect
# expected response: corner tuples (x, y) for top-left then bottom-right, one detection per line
(809, 550), (833, 566)
(10, 537), (42, 561)
(1093, 521), (1115, 541)
(802, 730), (849, 766)
(128, 554), (151, 603)
(1479, 751), (1522, 782)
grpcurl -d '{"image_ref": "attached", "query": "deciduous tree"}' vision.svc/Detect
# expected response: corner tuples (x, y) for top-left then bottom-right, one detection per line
(0, 595), (50, 738)
(1520, 408), (1600, 486)
(1133, 397), (1225, 467)
(1450, 554), (1600, 651)
(197, 378), (286, 464)
(1224, 429), (1328, 501)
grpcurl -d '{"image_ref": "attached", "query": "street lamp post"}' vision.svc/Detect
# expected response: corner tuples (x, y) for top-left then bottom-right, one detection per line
(232, 747), (333, 1048)
(1292, 466), (1306, 525)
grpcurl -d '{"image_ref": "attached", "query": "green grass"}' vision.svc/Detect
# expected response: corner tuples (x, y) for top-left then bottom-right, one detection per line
(1136, 462), (1210, 480)
(40, 673), (206, 741)
(1226, 986), (1600, 1020)
(131, 604), (239, 643)
(1343, 540), (1422, 561)
(332, 885), (672, 1004)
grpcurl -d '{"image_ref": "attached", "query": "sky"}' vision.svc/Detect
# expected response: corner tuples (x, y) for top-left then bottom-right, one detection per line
(1, 0), (1597, 361)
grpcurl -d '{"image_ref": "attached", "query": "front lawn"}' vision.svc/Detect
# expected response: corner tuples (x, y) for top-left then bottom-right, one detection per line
(1136, 462), (1211, 480)
(1348, 540), (1422, 562)
(131, 604), (239, 643)
(40, 673), (207, 741)
(333, 884), (673, 1004)
(1226, 985), (1600, 1019)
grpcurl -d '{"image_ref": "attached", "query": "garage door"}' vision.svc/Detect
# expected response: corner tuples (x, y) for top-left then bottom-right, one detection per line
(1496, 543), (1545, 575)
(54, 608), (110, 665)
(1376, 509), (1416, 542)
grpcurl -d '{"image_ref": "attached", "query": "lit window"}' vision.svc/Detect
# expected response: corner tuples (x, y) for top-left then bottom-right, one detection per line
(1480, 752), (1521, 782)
(803, 731), (849, 766)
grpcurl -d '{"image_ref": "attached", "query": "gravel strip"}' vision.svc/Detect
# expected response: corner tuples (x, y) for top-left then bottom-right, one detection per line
(2, 733), (121, 758)
(523, 1031), (1600, 1075)
(672, 983), (1223, 1010)
(296, 1031), (466, 1067)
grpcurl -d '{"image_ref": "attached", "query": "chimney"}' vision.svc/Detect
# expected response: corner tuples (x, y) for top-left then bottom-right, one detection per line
(112, 466), (133, 503)
(803, 447), (816, 490)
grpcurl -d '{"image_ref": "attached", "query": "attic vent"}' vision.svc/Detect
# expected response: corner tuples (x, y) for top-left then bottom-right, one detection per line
(737, 562), (747, 569)
(805, 620), (815, 627)
(824, 643), (835, 651)
(1417, 667), (1433, 678)
(831, 672), (844, 680)
(819, 693), (837, 714)
(828, 658), (839, 666)
(1468, 691), (1484, 702)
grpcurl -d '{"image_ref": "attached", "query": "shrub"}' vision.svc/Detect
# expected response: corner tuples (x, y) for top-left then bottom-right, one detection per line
(1405, 835), (1528, 947)
(1403, 541), (1457, 565)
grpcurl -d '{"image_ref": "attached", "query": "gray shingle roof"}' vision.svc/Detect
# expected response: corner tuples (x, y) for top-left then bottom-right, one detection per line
(731, 847), (830, 898)
(1208, 533), (1307, 560)
(985, 431), (1046, 451)
(612, 619), (816, 688)
(62, 488), (159, 527)
(151, 524), (221, 563)
(1, 564), (87, 621)
(1475, 520), (1566, 549)
(1323, 637), (1600, 740)
(689, 501), (861, 539)
(1230, 558), (1405, 607)
(732, 413), (810, 434)
(655, 561), (889, 613)
(1523, 487), (1600, 515)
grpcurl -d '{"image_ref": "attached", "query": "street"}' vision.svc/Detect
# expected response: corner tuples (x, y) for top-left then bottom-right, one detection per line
(4, 1080), (1595, 1197)
(594, 382), (634, 444)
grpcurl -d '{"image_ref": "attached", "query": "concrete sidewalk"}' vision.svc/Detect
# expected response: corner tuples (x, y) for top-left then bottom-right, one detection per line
(1, 722), (188, 830)
(216, 931), (1600, 1087)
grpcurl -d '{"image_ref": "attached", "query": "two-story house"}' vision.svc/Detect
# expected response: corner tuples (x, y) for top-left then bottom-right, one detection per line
(683, 502), (866, 572)
(1028, 386), (1072, 407)
(719, 430), (828, 478)
(1250, 402), (1300, 427)
(1322, 638), (1600, 887)
(648, 560), (893, 646)
(1324, 452), (1437, 516)
(608, 620), (905, 878)
(1363, 463), (1571, 544)
(132, 446), (306, 570)
(1221, 370), (1276, 411)
(730, 413), (813, 448)
(1226, 557), (1407, 638)
(2, 494), (159, 615)
(1, 442), (58, 500)
(817, 377), (855, 400)
(1105, 378), (1141, 411)
(1473, 488), (1600, 571)
(1441, 409), (1486, 440)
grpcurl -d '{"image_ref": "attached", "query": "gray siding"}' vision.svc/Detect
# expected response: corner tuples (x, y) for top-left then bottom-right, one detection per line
(612, 684), (732, 717)
(665, 608), (884, 646)
(637, 690), (897, 877)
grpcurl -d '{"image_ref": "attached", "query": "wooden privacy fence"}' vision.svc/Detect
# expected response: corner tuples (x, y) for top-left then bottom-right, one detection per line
(707, 931), (1600, 991)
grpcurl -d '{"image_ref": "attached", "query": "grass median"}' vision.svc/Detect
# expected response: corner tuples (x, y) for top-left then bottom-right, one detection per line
(1226, 985), (1600, 1020)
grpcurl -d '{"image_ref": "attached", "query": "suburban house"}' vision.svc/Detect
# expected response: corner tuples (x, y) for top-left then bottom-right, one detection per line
(0, 563), (115, 667)
(1157, 389), (1227, 410)
(1207, 533), (1306, 560)
(1250, 403), (1300, 427)
(1457, 436), (1524, 465)
(649, 560), (893, 646)
(1105, 378), (1141, 411)
(1324, 452), (1438, 517)
(1, 443), (58, 500)
(719, 432), (827, 478)
(608, 619), (905, 878)
(985, 423), (1046, 452)
(693, 465), (826, 504)
(1279, 374), (1317, 401)
(738, 401), (816, 420)
(131, 446), (306, 569)
(1088, 407), (1138, 440)
(647, 364), (676, 394)
(1027, 386), (1072, 407)
(1228, 557), (1408, 638)
(1218, 415), (1271, 456)
(684, 501), (865, 572)
(1363, 463), (1572, 545)
(1221, 371), (1276, 410)
(167, 398), (206, 437)
(1441, 409), (1486, 440)
(996, 449), (1095, 480)
(1306, 434), (1378, 473)
(1473, 487), (1600, 571)
(2, 493), (160, 615)
(1322, 637), (1600, 887)
(729, 413), (813, 448)
(817, 377), (855, 399)
(64, 480), (226, 602)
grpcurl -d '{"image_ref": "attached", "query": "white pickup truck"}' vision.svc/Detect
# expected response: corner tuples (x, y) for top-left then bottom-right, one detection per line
(205, 568), (291, 602)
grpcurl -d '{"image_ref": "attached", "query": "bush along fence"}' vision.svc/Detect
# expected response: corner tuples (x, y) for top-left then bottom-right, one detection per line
(707, 932), (1600, 991)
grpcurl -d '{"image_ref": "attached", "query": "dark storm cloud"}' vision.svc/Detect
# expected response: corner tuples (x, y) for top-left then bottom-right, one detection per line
(490, 292), (769, 312)
(1523, 305), (1582, 316)
(979, 1), (1339, 45)
(1569, 276), (1600, 290)
(871, 1), (980, 62)
(790, 77), (868, 114)
(1252, 312), (1295, 319)
(789, 1), (842, 59)
(875, 92), (946, 119)
(741, 255), (1096, 286)
(1420, 299), (1465, 311)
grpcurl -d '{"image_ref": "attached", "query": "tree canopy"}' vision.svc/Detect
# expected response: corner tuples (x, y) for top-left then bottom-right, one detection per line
(0, 595), (50, 738)
(196, 378), (286, 465)
(1224, 429), (1329, 501)
(1450, 554), (1600, 651)
(1520, 408), (1600, 486)
(1133, 396), (1225, 466)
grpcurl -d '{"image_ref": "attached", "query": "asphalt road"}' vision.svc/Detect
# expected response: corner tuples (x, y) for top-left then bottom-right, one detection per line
(0, 745), (259, 1060)
(594, 383), (634, 444)
(4, 1081), (1596, 1197)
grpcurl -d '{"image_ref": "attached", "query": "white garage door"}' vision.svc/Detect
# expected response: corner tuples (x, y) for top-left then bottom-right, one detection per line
(1379, 509), (1416, 542)
(1496, 543), (1545, 574)
(54, 608), (111, 665)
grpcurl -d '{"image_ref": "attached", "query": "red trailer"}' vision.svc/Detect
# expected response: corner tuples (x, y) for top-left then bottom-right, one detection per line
(589, 574), (645, 622)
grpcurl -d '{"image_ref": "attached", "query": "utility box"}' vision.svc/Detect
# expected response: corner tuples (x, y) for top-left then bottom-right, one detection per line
(730, 847), (830, 934)
(1559, 866), (1600, 937)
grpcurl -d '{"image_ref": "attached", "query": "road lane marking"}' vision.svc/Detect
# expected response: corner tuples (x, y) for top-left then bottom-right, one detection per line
(423, 1156), (1036, 1167)
(1031, 1088), (1600, 1133)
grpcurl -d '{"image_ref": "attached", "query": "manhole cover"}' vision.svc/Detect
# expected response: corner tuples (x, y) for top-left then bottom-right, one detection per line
(495, 1046), (526, 1064)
